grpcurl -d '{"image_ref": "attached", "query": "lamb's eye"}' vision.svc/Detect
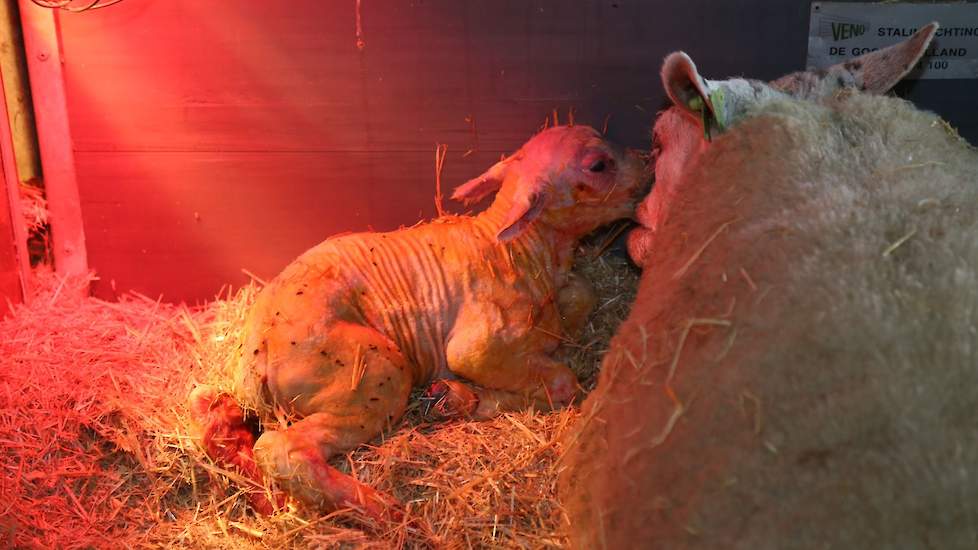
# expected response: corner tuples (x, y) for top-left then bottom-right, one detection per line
(588, 159), (607, 173)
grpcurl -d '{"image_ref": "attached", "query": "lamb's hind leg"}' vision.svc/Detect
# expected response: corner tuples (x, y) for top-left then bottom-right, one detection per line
(254, 322), (412, 520)
(253, 414), (399, 519)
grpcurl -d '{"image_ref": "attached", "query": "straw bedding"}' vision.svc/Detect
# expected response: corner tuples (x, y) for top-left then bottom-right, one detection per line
(0, 241), (637, 549)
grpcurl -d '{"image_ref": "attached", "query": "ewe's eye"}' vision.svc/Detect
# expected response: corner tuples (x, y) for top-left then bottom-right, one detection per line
(588, 159), (607, 173)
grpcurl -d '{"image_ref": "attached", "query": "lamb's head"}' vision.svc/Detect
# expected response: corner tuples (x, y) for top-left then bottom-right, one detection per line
(453, 125), (649, 241)
(627, 23), (938, 266)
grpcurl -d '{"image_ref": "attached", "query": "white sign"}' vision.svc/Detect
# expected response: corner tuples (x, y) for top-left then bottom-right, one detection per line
(807, 2), (978, 79)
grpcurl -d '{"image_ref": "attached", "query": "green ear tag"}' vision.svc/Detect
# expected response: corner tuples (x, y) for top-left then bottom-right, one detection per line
(695, 88), (727, 142)
(709, 88), (725, 132)
(701, 105), (712, 141)
(686, 95), (712, 141)
(688, 90), (726, 141)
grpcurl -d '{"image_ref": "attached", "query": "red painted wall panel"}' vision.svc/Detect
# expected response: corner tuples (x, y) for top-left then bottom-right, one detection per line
(74, 149), (503, 303)
(56, 0), (667, 303)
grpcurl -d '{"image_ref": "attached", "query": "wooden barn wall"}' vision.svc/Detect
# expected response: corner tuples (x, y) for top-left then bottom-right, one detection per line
(56, 0), (978, 303)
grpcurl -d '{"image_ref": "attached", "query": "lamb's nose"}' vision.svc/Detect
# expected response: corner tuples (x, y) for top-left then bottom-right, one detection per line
(624, 147), (647, 164)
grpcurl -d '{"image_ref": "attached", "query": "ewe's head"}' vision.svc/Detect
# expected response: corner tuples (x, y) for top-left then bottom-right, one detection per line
(453, 125), (648, 241)
(660, 22), (937, 143)
(627, 23), (938, 266)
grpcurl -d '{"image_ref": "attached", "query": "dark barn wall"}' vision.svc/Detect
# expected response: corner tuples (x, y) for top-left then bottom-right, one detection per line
(56, 0), (978, 303)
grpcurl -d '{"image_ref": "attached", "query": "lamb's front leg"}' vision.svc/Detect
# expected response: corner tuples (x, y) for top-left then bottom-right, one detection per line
(427, 355), (578, 420)
(439, 298), (582, 419)
(557, 271), (597, 339)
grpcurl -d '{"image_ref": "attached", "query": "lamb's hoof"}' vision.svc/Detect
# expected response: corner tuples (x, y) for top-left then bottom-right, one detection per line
(189, 385), (285, 515)
(423, 379), (479, 419)
(189, 385), (223, 419)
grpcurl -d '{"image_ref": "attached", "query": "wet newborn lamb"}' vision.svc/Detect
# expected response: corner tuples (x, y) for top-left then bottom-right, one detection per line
(190, 125), (647, 518)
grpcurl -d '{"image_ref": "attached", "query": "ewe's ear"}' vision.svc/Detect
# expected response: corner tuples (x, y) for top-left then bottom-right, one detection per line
(496, 184), (547, 242)
(774, 22), (938, 97)
(452, 156), (513, 206)
(853, 22), (937, 93)
(661, 52), (729, 138)
(662, 52), (716, 120)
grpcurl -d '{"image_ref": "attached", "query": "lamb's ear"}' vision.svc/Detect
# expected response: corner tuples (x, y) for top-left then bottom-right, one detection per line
(452, 156), (513, 206)
(774, 22), (938, 97)
(496, 184), (547, 242)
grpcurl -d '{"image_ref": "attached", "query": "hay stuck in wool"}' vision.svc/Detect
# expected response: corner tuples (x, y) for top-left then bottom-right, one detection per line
(0, 241), (637, 549)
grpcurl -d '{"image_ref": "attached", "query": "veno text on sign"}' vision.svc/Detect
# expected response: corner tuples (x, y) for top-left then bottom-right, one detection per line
(808, 2), (978, 79)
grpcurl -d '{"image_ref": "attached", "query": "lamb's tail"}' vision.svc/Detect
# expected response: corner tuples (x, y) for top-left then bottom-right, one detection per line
(188, 385), (285, 515)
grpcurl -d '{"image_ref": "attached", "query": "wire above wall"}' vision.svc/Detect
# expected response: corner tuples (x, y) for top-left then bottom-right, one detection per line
(28, 0), (124, 13)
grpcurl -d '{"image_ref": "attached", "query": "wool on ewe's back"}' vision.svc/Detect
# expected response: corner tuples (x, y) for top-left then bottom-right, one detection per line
(561, 24), (978, 549)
